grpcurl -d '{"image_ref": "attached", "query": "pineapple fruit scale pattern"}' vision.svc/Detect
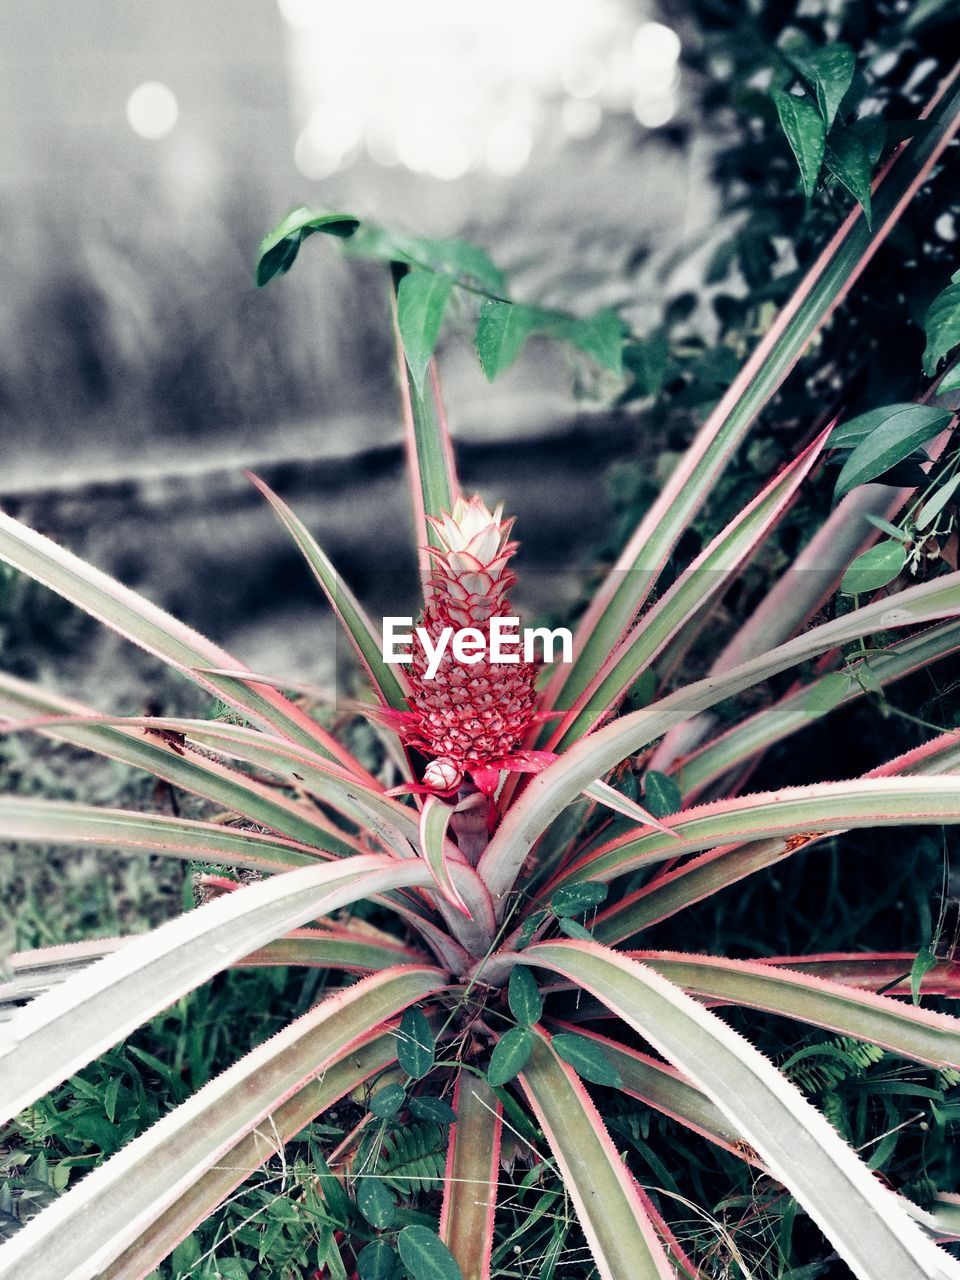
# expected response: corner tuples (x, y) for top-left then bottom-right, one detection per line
(381, 496), (556, 797)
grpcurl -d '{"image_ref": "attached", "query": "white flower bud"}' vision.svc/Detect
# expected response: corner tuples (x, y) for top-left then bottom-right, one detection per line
(423, 756), (463, 791)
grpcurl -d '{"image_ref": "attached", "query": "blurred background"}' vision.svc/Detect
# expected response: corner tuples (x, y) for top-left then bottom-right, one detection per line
(0, 0), (709, 700)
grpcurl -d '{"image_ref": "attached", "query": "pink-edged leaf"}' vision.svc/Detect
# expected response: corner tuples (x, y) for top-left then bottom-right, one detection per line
(0, 711), (421, 857)
(440, 1074), (502, 1280)
(0, 796), (320, 873)
(391, 287), (459, 583)
(0, 925), (425, 1016)
(0, 856), (435, 1122)
(547, 1020), (762, 1169)
(0, 971), (444, 1280)
(754, 953), (960, 999)
(667, 619), (960, 802)
(245, 472), (409, 711)
(518, 1027), (679, 1280)
(521, 939), (960, 1280)
(551, 428), (830, 747)
(629, 951), (960, 1067)
(552, 775), (960, 893)
(0, 507), (363, 772)
(419, 796), (471, 915)
(540, 70), (960, 721)
(650, 421), (955, 776)
(482, 575), (960, 910)
(594, 732), (960, 944)
(581, 779), (679, 839)
(0, 672), (363, 855)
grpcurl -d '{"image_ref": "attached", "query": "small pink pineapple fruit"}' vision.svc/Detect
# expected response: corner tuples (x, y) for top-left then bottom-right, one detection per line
(384, 495), (556, 798)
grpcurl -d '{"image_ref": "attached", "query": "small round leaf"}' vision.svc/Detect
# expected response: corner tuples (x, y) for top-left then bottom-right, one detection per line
(397, 1225), (464, 1280)
(508, 965), (543, 1025)
(369, 1082), (406, 1119)
(356, 1177), (397, 1229)
(396, 1007), (436, 1080)
(487, 1026), (534, 1087)
(409, 1095), (457, 1125)
(552, 1033), (623, 1087)
(357, 1240), (400, 1280)
(550, 881), (608, 919)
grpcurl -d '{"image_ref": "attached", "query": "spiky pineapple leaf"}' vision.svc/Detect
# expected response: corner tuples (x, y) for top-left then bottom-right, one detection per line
(519, 1030), (678, 1278)
(439, 1076), (500, 1280)
(0, 857), (433, 1122)
(523, 940), (960, 1280)
(540, 77), (960, 721)
(0, 981), (438, 1280)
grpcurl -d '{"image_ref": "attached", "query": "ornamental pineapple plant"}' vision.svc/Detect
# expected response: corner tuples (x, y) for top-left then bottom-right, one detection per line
(1, 60), (960, 1280)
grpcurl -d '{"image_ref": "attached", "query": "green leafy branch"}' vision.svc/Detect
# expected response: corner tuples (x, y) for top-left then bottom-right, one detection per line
(255, 207), (626, 392)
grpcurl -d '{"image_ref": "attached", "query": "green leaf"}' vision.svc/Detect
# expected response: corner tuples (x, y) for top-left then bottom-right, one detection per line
(475, 300), (541, 379)
(773, 91), (826, 195)
(552, 1033), (623, 1087)
(911, 947), (939, 1005)
(346, 227), (504, 293)
(475, 300), (624, 379)
(508, 965), (543, 1025)
(834, 405), (951, 498)
(550, 881), (608, 919)
(397, 270), (454, 393)
(356, 1177), (397, 1229)
(397, 1225), (464, 1280)
(171, 1234), (201, 1276)
(408, 1095), (457, 1126)
(803, 671), (852, 716)
(564, 308), (625, 374)
(517, 911), (546, 948)
(557, 918), (593, 941)
(487, 1026), (534, 1087)
(917, 473), (960, 530)
(370, 1082), (407, 1119)
(864, 513), (909, 542)
(396, 1007), (436, 1080)
(825, 130), (873, 226)
(643, 771), (682, 819)
(794, 44), (856, 129)
(830, 403), (920, 449)
(923, 281), (960, 376)
(840, 540), (907, 596)
(357, 1240), (400, 1280)
(255, 207), (360, 286)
